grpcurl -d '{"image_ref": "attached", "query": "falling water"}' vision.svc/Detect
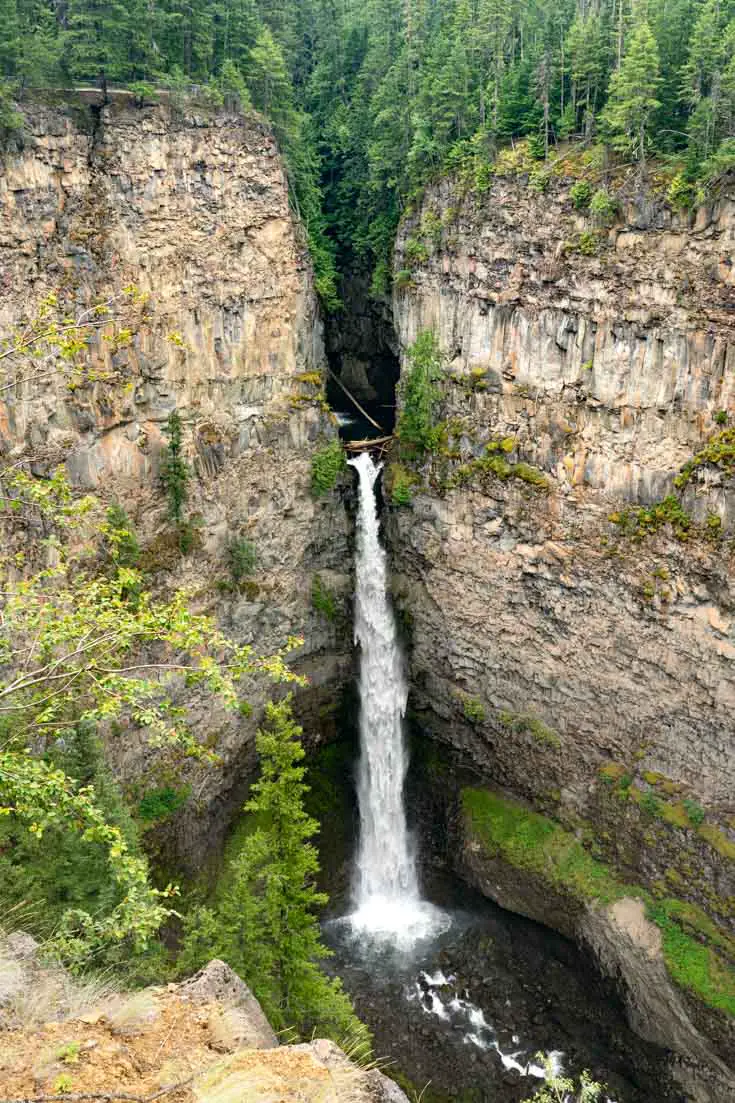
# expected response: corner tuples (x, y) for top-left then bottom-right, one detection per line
(347, 451), (445, 945)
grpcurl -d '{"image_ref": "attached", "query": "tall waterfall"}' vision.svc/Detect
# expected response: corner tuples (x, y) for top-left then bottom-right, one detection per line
(348, 452), (443, 944)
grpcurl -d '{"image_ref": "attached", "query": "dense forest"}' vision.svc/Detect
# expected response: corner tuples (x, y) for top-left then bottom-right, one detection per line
(2, 0), (735, 300)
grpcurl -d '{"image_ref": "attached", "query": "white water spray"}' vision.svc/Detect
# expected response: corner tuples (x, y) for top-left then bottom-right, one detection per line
(347, 452), (445, 944)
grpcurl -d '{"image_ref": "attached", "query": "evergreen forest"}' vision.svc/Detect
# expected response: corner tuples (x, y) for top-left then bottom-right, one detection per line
(2, 0), (735, 301)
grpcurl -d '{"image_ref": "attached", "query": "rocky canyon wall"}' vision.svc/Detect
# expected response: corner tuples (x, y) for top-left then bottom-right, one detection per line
(0, 98), (352, 869)
(389, 170), (735, 1098)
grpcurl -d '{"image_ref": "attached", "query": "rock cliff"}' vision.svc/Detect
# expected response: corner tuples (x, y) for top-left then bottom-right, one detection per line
(0, 98), (352, 869)
(388, 170), (735, 1098)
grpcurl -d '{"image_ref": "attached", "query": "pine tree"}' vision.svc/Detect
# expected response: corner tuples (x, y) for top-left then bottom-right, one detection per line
(181, 698), (368, 1043)
(601, 19), (661, 171)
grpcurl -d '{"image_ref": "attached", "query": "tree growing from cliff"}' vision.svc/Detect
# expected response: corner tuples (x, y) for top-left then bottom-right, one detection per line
(396, 329), (443, 458)
(179, 697), (369, 1046)
(600, 21), (662, 173)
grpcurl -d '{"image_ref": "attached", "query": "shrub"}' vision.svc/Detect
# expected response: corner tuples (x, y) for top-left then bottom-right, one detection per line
(528, 167), (549, 193)
(137, 785), (190, 824)
(227, 537), (257, 582)
(715, 410), (728, 426)
(667, 172), (697, 211)
(311, 440), (345, 497)
(683, 798), (706, 826)
(394, 269), (415, 290)
(462, 696), (486, 725)
(390, 467), (414, 506)
(404, 236), (430, 265)
(570, 180), (593, 209)
(577, 230), (599, 255)
(104, 503), (140, 568)
(397, 330), (443, 456)
(589, 188), (617, 227)
(311, 574), (338, 621)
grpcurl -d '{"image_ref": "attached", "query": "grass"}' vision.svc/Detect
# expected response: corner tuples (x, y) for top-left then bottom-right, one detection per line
(498, 710), (561, 749)
(461, 788), (735, 1016)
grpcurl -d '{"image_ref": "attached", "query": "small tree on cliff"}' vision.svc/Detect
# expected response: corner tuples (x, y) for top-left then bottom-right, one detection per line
(180, 697), (368, 1045)
(396, 329), (443, 457)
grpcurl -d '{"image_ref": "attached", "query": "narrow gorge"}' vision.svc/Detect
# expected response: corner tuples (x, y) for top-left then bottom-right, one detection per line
(1, 88), (733, 1103)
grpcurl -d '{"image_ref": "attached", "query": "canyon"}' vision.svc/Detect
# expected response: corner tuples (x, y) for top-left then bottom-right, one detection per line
(1, 99), (734, 1100)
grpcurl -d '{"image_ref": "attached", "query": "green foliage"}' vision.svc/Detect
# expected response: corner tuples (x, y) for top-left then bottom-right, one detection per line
(523, 1064), (604, 1103)
(160, 411), (190, 525)
(600, 21), (662, 168)
(609, 495), (692, 541)
(667, 172), (697, 210)
(715, 410), (729, 426)
(137, 784), (190, 824)
(570, 180), (593, 210)
(311, 573), (338, 621)
(462, 788), (735, 1015)
(589, 189), (618, 227)
(179, 698), (370, 1045)
(311, 439), (346, 497)
(577, 230), (600, 256)
(499, 710), (561, 749)
(103, 504), (140, 569)
(389, 465), (415, 506)
(461, 696), (486, 725)
(674, 428), (735, 490)
(683, 798), (706, 826)
(227, 537), (257, 582)
(396, 330), (443, 457)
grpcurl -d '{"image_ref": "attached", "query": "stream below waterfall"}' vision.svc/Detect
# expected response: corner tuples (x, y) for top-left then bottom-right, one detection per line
(318, 451), (679, 1103)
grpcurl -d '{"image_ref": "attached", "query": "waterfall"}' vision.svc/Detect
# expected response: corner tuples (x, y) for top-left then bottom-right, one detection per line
(348, 451), (444, 945)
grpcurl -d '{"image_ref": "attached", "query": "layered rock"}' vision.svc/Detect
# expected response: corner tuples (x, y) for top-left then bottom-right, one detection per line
(0, 98), (352, 868)
(388, 171), (735, 1097)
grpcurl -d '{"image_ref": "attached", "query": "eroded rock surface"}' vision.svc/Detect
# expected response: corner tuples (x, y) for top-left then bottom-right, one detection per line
(0, 100), (352, 868)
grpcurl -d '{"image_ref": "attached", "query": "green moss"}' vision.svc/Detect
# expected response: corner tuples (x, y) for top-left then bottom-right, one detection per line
(461, 788), (628, 905)
(683, 798), (706, 826)
(698, 824), (735, 861)
(648, 901), (735, 1016)
(599, 762), (628, 784)
(498, 710), (561, 748)
(609, 495), (692, 541)
(462, 788), (735, 1016)
(660, 802), (690, 829)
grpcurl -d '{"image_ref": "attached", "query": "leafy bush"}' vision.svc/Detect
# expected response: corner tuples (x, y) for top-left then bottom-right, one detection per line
(311, 440), (346, 497)
(311, 574), (338, 621)
(138, 785), (190, 824)
(227, 537), (257, 582)
(715, 410), (728, 426)
(577, 230), (599, 255)
(528, 167), (549, 193)
(390, 467), (414, 506)
(462, 696), (486, 724)
(404, 236), (430, 265)
(589, 188), (617, 227)
(397, 330), (443, 456)
(570, 180), (592, 209)
(667, 172), (697, 211)
(701, 138), (735, 184)
(104, 504), (140, 568)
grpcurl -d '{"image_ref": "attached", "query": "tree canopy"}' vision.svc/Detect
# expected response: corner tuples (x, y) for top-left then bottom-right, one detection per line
(2, 0), (735, 297)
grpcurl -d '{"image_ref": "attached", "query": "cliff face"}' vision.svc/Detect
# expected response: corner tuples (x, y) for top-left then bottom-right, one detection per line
(0, 99), (352, 868)
(389, 172), (735, 1097)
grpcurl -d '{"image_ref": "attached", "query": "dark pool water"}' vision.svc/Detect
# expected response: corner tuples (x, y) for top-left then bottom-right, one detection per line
(322, 874), (681, 1103)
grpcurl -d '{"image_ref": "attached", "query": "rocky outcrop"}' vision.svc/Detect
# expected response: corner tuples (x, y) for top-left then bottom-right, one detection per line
(0, 98), (352, 869)
(388, 172), (735, 1099)
(0, 943), (407, 1103)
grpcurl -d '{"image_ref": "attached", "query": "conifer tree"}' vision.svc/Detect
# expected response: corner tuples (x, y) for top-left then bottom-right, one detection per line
(181, 698), (367, 1043)
(601, 19), (661, 171)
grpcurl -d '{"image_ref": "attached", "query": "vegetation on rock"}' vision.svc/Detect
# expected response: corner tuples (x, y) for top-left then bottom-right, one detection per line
(179, 698), (369, 1046)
